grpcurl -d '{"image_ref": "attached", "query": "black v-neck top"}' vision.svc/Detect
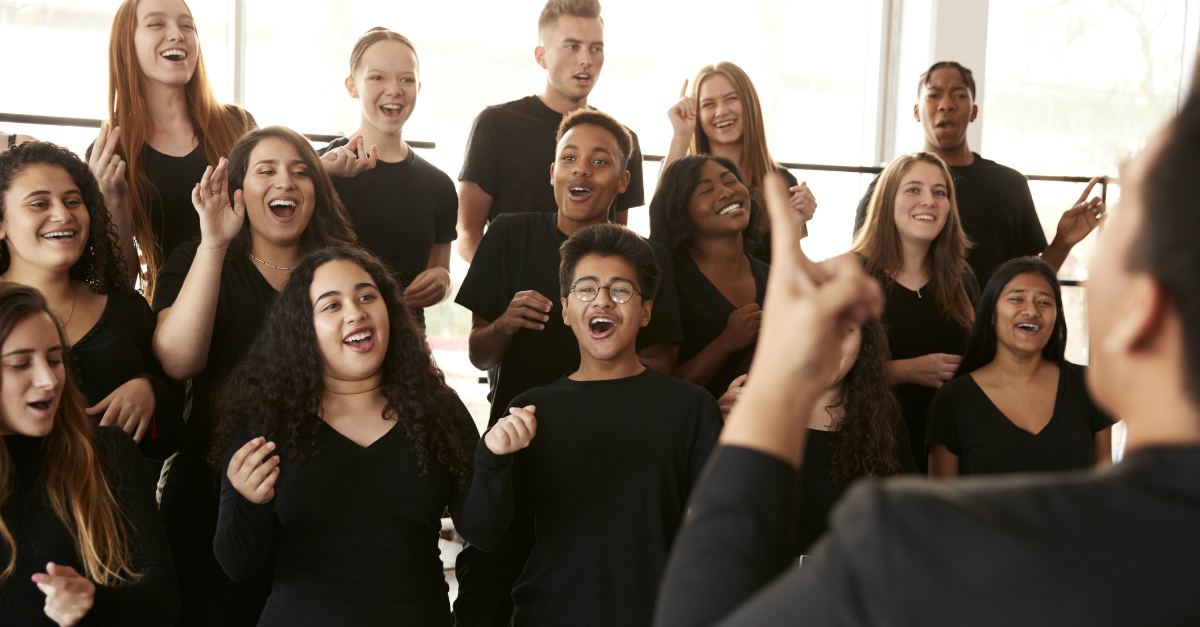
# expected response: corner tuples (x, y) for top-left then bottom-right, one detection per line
(673, 250), (769, 398)
(214, 397), (494, 626)
(69, 289), (181, 462)
(926, 362), (1113, 475)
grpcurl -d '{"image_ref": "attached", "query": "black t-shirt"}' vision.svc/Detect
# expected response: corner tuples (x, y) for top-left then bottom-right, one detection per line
(320, 140), (457, 321)
(69, 289), (181, 463)
(0, 428), (179, 627)
(459, 95), (645, 221)
(793, 425), (917, 557)
(854, 154), (1048, 284)
(143, 146), (210, 265)
(469, 369), (722, 627)
(879, 276), (974, 472)
(151, 241), (278, 626)
(750, 168), (797, 265)
(214, 397), (494, 626)
(655, 444), (1200, 627)
(454, 212), (683, 426)
(673, 250), (768, 398)
(926, 362), (1113, 475)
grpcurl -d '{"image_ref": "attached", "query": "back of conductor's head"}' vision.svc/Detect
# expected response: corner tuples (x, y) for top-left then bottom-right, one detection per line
(1085, 83), (1200, 446)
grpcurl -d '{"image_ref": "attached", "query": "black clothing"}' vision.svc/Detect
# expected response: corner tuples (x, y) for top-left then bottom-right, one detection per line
(927, 362), (1113, 475)
(214, 398), (494, 626)
(468, 369), (722, 627)
(750, 169), (797, 265)
(793, 426), (917, 557)
(320, 139), (457, 326)
(455, 212), (684, 426)
(854, 154), (1047, 284)
(878, 276), (973, 472)
(70, 289), (181, 463)
(459, 96), (645, 221)
(0, 427), (180, 627)
(152, 241), (278, 627)
(655, 444), (1200, 627)
(673, 251), (768, 398)
(143, 147), (209, 264)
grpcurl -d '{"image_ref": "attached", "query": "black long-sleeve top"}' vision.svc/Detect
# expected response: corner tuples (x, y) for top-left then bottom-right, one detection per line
(0, 427), (180, 627)
(70, 289), (181, 462)
(655, 444), (1200, 627)
(465, 369), (722, 627)
(214, 397), (498, 626)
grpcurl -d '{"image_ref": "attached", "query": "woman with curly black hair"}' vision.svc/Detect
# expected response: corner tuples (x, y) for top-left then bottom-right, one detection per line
(0, 142), (180, 466)
(209, 246), (488, 625)
(149, 126), (357, 626)
(720, 317), (914, 556)
(649, 155), (766, 397)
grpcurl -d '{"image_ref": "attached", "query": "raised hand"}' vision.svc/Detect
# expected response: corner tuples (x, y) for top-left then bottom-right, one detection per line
(86, 377), (155, 442)
(485, 405), (537, 455)
(718, 374), (748, 419)
(667, 79), (698, 139)
(404, 267), (452, 308)
(720, 304), (762, 351)
(227, 437), (280, 504)
(87, 124), (127, 200)
(320, 134), (378, 178)
(33, 562), (95, 627)
(1053, 176), (1106, 249)
(191, 158), (245, 250)
(493, 290), (553, 336)
(788, 181), (817, 224)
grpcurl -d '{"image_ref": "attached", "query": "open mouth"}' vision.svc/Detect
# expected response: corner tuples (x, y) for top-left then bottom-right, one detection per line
(573, 73), (592, 84)
(717, 202), (743, 216)
(343, 328), (375, 352)
(588, 315), (616, 339)
(913, 213), (937, 223)
(28, 399), (52, 412)
(1016, 322), (1041, 335)
(714, 120), (736, 129)
(41, 230), (77, 241)
(935, 120), (956, 131)
(268, 198), (298, 220)
(160, 48), (187, 62)
(380, 103), (405, 118)
(567, 182), (594, 202)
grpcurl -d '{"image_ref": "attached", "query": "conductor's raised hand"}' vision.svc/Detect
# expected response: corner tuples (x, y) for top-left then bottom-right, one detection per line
(227, 437), (280, 504)
(321, 134), (378, 178)
(493, 290), (553, 336)
(485, 405), (537, 455)
(191, 158), (245, 250)
(667, 79), (698, 138)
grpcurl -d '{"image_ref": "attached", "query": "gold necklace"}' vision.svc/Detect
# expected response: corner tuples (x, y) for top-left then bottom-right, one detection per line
(248, 252), (298, 271)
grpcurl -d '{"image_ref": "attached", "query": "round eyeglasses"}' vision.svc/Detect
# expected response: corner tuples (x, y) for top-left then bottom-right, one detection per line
(570, 278), (643, 304)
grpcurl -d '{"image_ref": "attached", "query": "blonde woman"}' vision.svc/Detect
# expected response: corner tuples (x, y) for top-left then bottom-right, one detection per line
(664, 61), (815, 261)
(0, 283), (177, 626)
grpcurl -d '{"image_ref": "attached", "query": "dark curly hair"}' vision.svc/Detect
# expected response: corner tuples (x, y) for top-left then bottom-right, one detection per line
(956, 256), (1066, 378)
(209, 246), (475, 483)
(827, 318), (904, 482)
(648, 154), (763, 255)
(223, 126), (357, 260)
(0, 142), (132, 294)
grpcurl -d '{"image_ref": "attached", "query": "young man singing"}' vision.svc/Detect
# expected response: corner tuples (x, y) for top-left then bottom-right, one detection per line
(854, 61), (1104, 284)
(456, 0), (645, 262)
(465, 223), (721, 627)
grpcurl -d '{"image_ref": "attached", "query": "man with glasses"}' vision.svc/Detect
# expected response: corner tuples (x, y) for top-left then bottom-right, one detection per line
(464, 222), (721, 627)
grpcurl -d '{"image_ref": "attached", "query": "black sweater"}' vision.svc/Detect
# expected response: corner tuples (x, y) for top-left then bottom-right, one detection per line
(213, 397), (497, 626)
(466, 369), (722, 627)
(0, 427), (179, 626)
(655, 445), (1200, 626)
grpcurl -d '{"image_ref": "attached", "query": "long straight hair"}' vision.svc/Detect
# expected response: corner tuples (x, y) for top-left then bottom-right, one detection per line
(955, 256), (1067, 378)
(0, 284), (141, 586)
(851, 152), (975, 329)
(106, 0), (253, 294)
(689, 62), (777, 190)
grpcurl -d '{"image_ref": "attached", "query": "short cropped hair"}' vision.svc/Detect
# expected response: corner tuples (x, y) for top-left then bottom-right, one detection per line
(918, 61), (976, 100)
(556, 109), (633, 171)
(1136, 89), (1200, 404)
(559, 224), (660, 301)
(538, 0), (603, 43)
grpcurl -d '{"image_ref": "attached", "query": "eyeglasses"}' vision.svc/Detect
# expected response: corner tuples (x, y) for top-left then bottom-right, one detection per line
(570, 278), (643, 304)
